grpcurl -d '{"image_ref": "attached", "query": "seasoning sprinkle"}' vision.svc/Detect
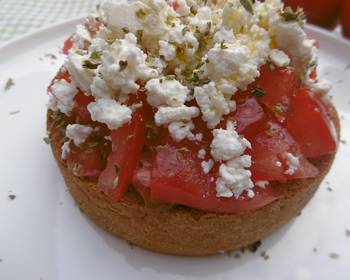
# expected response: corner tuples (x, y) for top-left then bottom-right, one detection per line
(43, 137), (51, 144)
(281, 6), (305, 24)
(4, 78), (14, 91)
(119, 60), (128, 71)
(8, 194), (16, 200)
(260, 251), (270, 260)
(240, 0), (254, 15)
(328, 253), (340, 260)
(9, 110), (20, 115)
(114, 164), (121, 174)
(251, 87), (265, 98)
(136, 8), (147, 18)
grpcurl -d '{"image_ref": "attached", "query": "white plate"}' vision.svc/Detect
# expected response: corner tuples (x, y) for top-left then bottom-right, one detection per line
(0, 18), (350, 280)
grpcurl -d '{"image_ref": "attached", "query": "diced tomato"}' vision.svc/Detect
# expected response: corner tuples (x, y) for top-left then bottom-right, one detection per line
(256, 65), (300, 122)
(141, 142), (281, 214)
(66, 141), (105, 178)
(63, 35), (74, 55)
(228, 96), (267, 138)
(249, 118), (319, 181)
(71, 90), (94, 124)
(284, 89), (337, 158)
(97, 95), (149, 201)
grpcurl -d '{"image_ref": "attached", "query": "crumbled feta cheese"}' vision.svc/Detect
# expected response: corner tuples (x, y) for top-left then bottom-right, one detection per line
(270, 49), (290, 67)
(194, 82), (231, 129)
(61, 141), (71, 160)
(65, 124), (93, 146)
(255, 180), (269, 188)
(87, 99), (132, 129)
(210, 121), (251, 162)
(213, 28), (235, 44)
(155, 105), (199, 125)
(176, 0), (191, 16)
(275, 160), (282, 167)
(159, 40), (176, 61)
(73, 24), (91, 49)
(222, 0), (252, 33)
(273, 21), (317, 73)
(168, 121), (195, 142)
(188, 6), (212, 33)
(198, 148), (206, 159)
(48, 79), (77, 115)
(90, 75), (114, 99)
(65, 52), (94, 93)
(201, 159), (214, 174)
(308, 79), (333, 94)
(216, 155), (254, 198)
(145, 78), (189, 107)
(99, 33), (158, 96)
(284, 152), (300, 175)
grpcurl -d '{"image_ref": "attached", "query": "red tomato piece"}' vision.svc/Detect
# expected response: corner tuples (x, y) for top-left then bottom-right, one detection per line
(283, 0), (341, 29)
(284, 89), (337, 158)
(71, 89), (94, 124)
(97, 96), (148, 201)
(257, 65), (300, 122)
(63, 35), (74, 55)
(146, 143), (281, 214)
(229, 96), (267, 137)
(66, 141), (105, 178)
(342, 0), (350, 38)
(249, 119), (319, 181)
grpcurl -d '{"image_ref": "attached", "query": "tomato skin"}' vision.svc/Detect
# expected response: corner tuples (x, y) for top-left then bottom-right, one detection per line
(63, 35), (74, 55)
(147, 143), (281, 214)
(284, 89), (337, 158)
(97, 95), (149, 201)
(71, 90), (94, 124)
(66, 141), (105, 178)
(257, 65), (300, 122)
(283, 0), (342, 29)
(341, 0), (350, 39)
(249, 118), (318, 181)
(229, 96), (267, 138)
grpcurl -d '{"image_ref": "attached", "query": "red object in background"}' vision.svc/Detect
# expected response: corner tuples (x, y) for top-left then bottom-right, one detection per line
(283, 0), (342, 29)
(342, 0), (350, 38)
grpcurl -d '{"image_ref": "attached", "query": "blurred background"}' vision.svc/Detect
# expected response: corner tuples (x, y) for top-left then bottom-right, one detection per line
(0, 0), (349, 43)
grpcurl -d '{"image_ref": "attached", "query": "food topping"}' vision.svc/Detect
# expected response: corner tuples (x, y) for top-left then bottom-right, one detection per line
(47, 0), (338, 211)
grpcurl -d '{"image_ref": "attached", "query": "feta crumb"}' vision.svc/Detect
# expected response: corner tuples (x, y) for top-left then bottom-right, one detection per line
(145, 78), (189, 107)
(216, 155), (254, 198)
(99, 33), (158, 96)
(198, 148), (206, 159)
(65, 52), (94, 93)
(175, 0), (191, 16)
(48, 79), (77, 115)
(65, 124), (93, 146)
(72, 24), (91, 49)
(61, 141), (71, 159)
(201, 159), (214, 174)
(155, 105), (199, 125)
(255, 180), (269, 188)
(308, 79), (333, 94)
(194, 82), (231, 129)
(284, 152), (300, 175)
(270, 49), (290, 67)
(210, 121), (251, 162)
(87, 99), (132, 129)
(168, 121), (195, 142)
(275, 160), (282, 167)
(159, 40), (176, 61)
(90, 75), (114, 99)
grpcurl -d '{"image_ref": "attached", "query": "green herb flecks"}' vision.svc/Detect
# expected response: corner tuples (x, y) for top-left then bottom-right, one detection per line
(281, 6), (305, 24)
(90, 50), (101, 60)
(4, 78), (14, 91)
(119, 60), (128, 71)
(83, 60), (99, 69)
(240, 0), (254, 15)
(251, 87), (265, 98)
(136, 8), (147, 18)
(122, 27), (130, 34)
(114, 164), (121, 174)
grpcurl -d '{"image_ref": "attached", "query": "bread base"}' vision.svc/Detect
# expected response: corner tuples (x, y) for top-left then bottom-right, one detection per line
(48, 111), (339, 256)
